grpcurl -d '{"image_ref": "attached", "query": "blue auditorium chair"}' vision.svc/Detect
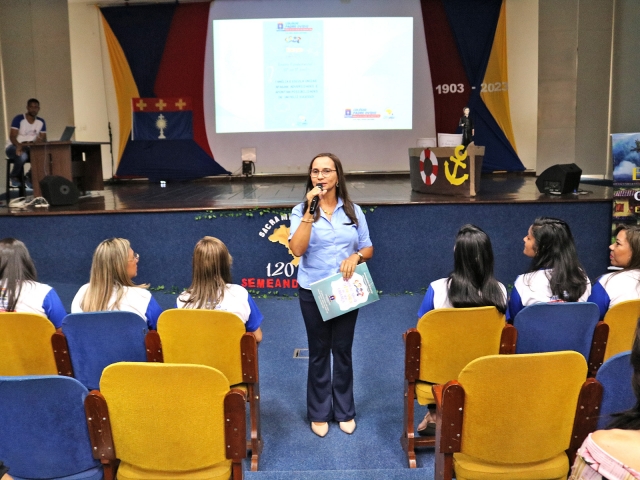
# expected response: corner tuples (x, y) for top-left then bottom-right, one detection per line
(595, 351), (635, 429)
(512, 302), (607, 375)
(53, 311), (150, 390)
(0, 375), (104, 480)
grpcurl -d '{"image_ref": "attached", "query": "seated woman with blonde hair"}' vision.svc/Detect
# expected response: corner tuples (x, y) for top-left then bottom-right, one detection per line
(570, 320), (640, 479)
(71, 238), (162, 329)
(176, 236), (263, 342)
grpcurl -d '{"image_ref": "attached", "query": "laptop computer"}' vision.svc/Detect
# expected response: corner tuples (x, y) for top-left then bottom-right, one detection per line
(59, 126), (75, 141)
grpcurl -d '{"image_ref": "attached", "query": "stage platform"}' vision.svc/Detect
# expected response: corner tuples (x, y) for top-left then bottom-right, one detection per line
(0, 172), (614, 296)
(0, 172), (612, 216)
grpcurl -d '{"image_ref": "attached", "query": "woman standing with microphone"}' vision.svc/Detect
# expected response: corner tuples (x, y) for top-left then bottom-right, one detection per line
(289, 153), (374, 437)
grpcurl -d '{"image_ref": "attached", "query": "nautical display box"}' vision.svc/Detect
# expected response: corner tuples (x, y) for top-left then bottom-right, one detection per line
(409, 143), (484, 197)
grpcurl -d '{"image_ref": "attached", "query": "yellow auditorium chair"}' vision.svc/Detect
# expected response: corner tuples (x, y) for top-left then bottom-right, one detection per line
(0, 312), (64, 375)
(432, 351), (602, 480)
(85, 362), (247, 480)
(602, 299), (640, 361)
(401, 306), (516, 468)
(150, 309), (262, 470)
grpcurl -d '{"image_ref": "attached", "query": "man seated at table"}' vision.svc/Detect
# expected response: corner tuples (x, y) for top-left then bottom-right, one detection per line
(5, 98), (46, 189)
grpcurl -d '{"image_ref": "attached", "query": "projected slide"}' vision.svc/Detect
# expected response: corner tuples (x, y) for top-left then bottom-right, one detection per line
(213, 17), (413, 133)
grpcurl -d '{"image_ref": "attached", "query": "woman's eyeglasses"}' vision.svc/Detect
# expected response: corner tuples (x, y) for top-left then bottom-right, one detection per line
(310, 169), (336, 177)
(129, 252), (140, 262)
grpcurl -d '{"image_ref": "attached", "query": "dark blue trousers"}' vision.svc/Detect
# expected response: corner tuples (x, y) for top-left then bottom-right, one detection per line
(5, 145), (29, 178)
(299, 287), (358, 422)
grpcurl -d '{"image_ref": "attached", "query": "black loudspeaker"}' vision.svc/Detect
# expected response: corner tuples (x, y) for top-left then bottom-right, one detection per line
(39, 175), (80, 206)
(535, 163), (582, 194)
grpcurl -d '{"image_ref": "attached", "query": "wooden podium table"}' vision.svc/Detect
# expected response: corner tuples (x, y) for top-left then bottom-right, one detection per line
(28, 141), (106, 198)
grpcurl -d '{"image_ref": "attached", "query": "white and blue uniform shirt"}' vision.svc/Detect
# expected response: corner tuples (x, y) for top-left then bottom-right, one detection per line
(176, 284), (263, 333)
(587, 270), (640, 320)
(71, 284), (162, 329)
(509, 269), (592, 320)
(290, 198), (372, 289)
(0, 280), (66, 328)
(417, 277), (508, 319)
(5, 114), (46, 147)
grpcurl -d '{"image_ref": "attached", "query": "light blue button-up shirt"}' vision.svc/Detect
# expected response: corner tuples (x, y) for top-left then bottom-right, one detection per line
(290, 198), (373, 289)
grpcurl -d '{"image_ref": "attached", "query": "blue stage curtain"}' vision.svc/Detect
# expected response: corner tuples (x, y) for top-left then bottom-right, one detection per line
(101, 5), (175, 98)
(101, 4), (228, 181)
(443, 0), (525, 172)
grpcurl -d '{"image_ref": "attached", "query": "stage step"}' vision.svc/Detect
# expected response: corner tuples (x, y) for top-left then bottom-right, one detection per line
(245, 468), (432, 479)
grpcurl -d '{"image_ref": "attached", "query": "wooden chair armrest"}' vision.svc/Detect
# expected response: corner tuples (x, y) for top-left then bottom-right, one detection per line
(85, 390), (116, 462)
(403, 327), (418, 343)
(145, 330), (164, 362)
(241, 332), (259, 384)
(51, 331), (74, 376)
(567, 378), (603, 464)
(588, 322), (609, 377)
(436, 380), (464, 454)
(404, 329), (421, 382)
(434, 380), (464, 480)
(499, 324), (517, 354)
(225, 388), (248, 462)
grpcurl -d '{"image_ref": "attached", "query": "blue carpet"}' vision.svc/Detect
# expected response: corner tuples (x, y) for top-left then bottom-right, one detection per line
(245, 469), (430, 479)
(49, 284), (435, 475)
(247, 294), (434, 473)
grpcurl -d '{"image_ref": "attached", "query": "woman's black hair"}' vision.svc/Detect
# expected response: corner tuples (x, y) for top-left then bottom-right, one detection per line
(526, 217), (588, 302)
(303, 153), (358, 225)
(606, 318), (640, 429)
(0, 238), (38, 311)
(447, 224), (507, 314)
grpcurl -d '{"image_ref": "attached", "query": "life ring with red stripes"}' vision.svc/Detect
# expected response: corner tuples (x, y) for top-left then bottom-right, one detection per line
(419, 149), (438, 185)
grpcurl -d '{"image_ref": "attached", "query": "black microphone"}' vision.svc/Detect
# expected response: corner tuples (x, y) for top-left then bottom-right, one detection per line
(309, 184), (323, 214)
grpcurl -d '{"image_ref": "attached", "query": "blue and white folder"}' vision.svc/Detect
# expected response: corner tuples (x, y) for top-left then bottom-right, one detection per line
(309, 263), (379, 321)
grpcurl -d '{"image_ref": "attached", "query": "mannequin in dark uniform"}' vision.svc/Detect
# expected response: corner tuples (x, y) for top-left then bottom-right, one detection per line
(459, 107), (474, 149)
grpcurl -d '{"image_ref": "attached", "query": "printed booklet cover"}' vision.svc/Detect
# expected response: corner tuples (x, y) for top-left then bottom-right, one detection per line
(309, 263), (380, 321)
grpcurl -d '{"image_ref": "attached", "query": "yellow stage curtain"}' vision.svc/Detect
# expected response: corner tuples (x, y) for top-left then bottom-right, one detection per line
(481, 1), (517, 153)
(100, 10), (139, 167)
